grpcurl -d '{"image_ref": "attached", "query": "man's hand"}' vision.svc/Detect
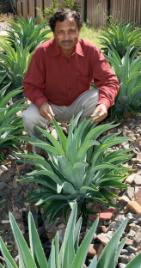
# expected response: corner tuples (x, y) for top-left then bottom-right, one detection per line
(39, 103), (55, 121)
(91, 104), (108, 123)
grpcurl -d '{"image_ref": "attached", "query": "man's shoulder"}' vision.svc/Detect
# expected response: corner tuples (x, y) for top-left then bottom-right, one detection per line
(79, 39), (98, 51)
(37, 39), (54, 50)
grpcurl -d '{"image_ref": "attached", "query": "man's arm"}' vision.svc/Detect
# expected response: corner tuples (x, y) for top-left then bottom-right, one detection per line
(23, 47), (54, 121)
(90, 46), (120, 123)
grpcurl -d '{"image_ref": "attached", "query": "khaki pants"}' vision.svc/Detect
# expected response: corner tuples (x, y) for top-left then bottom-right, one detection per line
(23, 89), (99, 137)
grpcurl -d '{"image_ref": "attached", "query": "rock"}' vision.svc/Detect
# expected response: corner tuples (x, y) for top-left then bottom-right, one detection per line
(126, 246), (137, 253)
(119, 255), (130, 264)
(134, 230), (141, 244)
(126, 186), (135, 200)
(136, 153), (141, 162)
(133, 174), (141, 185)
(127, 200), (141, 215)
(87, 244), (96, 258)
(125, 174), (135, 184)
(125, 238), (134, 246)
(96, 233), (111, 245)
(135, 187), (141, 205)
(128, 229), (136, 238)
(118, 264), (126, 268)
(99, 209), (115, 220)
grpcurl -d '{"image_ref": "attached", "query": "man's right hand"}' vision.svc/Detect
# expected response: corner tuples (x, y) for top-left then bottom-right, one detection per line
(39, 103), (55, 121)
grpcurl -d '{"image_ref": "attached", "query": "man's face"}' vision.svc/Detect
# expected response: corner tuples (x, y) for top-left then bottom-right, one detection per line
(54, 17), (80, 53)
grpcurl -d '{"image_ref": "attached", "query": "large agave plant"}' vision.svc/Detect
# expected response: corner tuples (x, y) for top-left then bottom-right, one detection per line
(0, 204), (141, 268)
(100, 23), (141, 57)
(0, 42), (31, 91)
(6, 17), (50, 52)
(107, 49), (141, 117)
(21, 115), (132, 220)
(0, 88), (24, 159)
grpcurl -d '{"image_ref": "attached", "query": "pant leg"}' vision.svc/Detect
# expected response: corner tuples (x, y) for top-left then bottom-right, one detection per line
(69, 89), (99, 119)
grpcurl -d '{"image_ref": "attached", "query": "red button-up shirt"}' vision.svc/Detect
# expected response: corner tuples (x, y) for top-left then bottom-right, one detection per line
(23, 39), (119, 109)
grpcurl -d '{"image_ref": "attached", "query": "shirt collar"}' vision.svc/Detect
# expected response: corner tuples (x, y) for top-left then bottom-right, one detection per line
(51, 39), (84, 57)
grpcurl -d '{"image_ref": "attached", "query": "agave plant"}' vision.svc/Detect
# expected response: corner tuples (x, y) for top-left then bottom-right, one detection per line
(107, 49), (141, 117)
(0, 41), (31, 91)
(21, 115), (132, 220)
(6, 17), (50, 52)
(0, 204), (141, 268)
(0, 88), (24, 160)
(100, 23), (141, 57)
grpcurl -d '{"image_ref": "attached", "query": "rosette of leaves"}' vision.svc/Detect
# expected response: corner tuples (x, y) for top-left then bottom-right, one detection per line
(0, 88), (24, 160)
(21, 115), (132, 220)
(0, 41), (31, 91)
(0, 204), (141, 268)
(6, 17), (50, 52)
(107, 49), (141, 117)
(100, 23), (141, 58)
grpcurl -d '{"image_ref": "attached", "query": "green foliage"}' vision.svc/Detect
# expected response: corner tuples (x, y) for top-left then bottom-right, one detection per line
(0, 41), (31, 91)
(21, 115), (132, 220)
(0, 204), (141, 268)
(100, 23), (141, 57)
(6, 17), (50, 52)
(43, 0), (79, 20)
(0, 88), (24, 159)
(107, 49), (141, 117)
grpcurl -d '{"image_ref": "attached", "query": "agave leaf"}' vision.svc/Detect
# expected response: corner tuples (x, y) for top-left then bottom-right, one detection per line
(97, 219), (128, 268)
(9, 213), (38, 268)
(0, 238), (18, 268)
(88, 256), (97, 268)
(126, 253), (141, 268)
(28, 212), (48, 268)
(71, 217), (99, 268)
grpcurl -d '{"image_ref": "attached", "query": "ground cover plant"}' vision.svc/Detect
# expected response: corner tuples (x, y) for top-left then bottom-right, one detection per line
(0, 204), (141, 268)
(20, 114), (132, 220)
(0, 88), (24, 161)
(6, 17), (50, 52)
(100, 22), (141, 57)
(107, 49), (141, 118)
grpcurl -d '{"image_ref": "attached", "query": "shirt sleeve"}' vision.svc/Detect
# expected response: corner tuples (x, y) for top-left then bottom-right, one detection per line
(90, 46), (120, 109)
(23, 46), (47, 107)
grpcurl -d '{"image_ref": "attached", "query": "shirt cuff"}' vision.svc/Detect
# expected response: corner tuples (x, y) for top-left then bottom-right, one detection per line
(34, 97), (48, 108)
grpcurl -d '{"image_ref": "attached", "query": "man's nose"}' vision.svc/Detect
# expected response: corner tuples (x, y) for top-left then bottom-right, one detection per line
(63, 32), (70, 40)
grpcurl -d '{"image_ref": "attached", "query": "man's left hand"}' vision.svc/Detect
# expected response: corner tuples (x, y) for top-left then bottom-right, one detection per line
(91, 104), (108, 123)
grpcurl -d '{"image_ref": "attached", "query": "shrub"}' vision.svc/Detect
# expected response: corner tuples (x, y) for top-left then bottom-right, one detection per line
(107, 49), (141, 117)
(21, 115), (132, 220)
(0, 204), (141, 267)
(6, 17), (50, 52)
(100, 23), (141, 58)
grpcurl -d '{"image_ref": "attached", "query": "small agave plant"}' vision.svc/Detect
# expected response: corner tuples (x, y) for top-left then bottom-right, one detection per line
(107, 49), (141, 117)
(0, 204), (141, 268)
(21, 114), (132, 220)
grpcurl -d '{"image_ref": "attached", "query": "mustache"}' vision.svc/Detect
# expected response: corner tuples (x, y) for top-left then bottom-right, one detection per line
(61, 40), (73, 44)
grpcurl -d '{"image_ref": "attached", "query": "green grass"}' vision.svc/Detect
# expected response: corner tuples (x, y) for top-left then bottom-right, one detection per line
(80, 24), (102, 47)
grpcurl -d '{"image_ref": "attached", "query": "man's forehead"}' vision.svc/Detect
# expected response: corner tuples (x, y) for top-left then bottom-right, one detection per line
(55, 18), (77, 28)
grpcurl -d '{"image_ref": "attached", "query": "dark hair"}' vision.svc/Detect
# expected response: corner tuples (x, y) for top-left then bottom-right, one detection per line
(49, 9), (82, 32)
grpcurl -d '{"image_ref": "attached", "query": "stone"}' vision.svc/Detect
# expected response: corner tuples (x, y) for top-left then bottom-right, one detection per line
(126, 186), (135, 200)
(125, 238), (134, 246)
(134, 230), (141, 244)
(119, 255), (130, 264)
(135, 187), (141, 205)
(134, 174), (141, 185)
(118, 264), (126, 268)
(96, 233), (111, 245)
(87, 244), (96, 258)
(126, 246), (137, 254)
(127, 200), (141, 215)
(125, 173), (135, 184)
(136, 153), (141, 162)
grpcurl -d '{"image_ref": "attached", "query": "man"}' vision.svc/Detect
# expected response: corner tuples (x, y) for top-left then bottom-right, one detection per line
(23, 9), (119, 137)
